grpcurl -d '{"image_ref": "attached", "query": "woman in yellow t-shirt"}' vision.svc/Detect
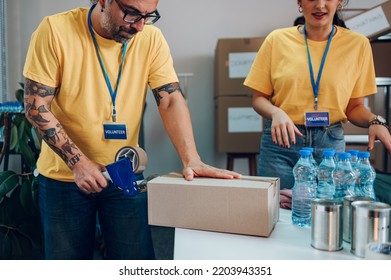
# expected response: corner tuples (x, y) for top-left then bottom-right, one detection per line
(244, 0), (391, 201)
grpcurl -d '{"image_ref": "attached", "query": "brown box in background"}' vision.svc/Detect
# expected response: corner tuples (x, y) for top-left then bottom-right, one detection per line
(215, 95), (262, 153)
(345, 0), (391, 41)
(148, 173), (280, 237)
(214, 37), (265, 97)
(371, 41), (391, 77)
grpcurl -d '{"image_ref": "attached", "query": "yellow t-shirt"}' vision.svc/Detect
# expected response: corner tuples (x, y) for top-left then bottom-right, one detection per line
(23, 7), (178, 181)
(244, 26), (377, 125)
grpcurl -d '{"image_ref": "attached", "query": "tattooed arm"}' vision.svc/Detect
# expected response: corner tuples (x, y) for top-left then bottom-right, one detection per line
(24, 78), (108, 193)
(152, 82), (240, 181)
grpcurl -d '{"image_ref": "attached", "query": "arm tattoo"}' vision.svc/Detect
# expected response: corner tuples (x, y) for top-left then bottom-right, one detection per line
(25, 78), (56, 98)
(67, 154), (82, 167)
(152, 82), (182, 106)
(25, 99), (50, 127)
(24, 79), (55, 128)
(24, 78), (82, 167)
(49, 145), (69, 162)
(42, 127), (60, 144)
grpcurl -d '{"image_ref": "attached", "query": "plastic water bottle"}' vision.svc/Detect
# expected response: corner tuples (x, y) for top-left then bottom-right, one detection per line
(347, 149), (359, 169)
(302, 147), (318, 174)
(292, 149), (317, 227)
(355, 151), (376, 199)
(332, 152), (357, 201)
(316, 149), (336, 199)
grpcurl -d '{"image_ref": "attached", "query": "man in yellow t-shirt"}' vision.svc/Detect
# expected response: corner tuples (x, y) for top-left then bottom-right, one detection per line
(23, 0), (240, 260)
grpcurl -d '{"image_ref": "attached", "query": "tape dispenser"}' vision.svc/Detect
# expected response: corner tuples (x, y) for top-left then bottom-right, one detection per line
(102, 146), (148, 196)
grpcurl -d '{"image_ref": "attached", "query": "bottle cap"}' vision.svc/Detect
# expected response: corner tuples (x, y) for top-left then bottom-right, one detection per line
(323, 149), (335, 157)
(337, 152), (351, 160)
(299, 149), (311, 157)
(347, 149), (359, 156)
(357, 151), (370, 159)
(302, 147), (314, 152)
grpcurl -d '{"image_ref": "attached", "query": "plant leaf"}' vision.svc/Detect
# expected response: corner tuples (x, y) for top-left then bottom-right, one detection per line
(9, 126), (18, 151)
(17, 221), (42, 250)
(15, 88), (24, 103)
(18, 141), (35, 170)
(0, 171), (19, 199)
(31, 177), (40, 211)
(23, 118), (33, 140)
(30, 127), (42, 151)
(17, 118), (26, 141)
(0, 186), (27, 226)
(0, 229), (13, 258)
(20, 179), (35, 216)
(6, 229), (32, 259)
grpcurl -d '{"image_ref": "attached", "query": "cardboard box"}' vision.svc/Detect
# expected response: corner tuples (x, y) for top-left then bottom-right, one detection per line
(215, 37), (265, 97)
(215, 95), (262, 153)
(345, 1), (391, 41)
(371, 41), (391, 77)
(148, 173), (280, 237)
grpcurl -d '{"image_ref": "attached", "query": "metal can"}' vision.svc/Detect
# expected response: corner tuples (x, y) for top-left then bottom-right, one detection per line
(343, 196), (374, 243)
(311, 198), (343, 251)
(351, 201), (391, 258)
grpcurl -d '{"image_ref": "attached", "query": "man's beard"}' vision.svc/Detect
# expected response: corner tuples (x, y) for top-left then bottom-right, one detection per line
(101, 11), (137, 44)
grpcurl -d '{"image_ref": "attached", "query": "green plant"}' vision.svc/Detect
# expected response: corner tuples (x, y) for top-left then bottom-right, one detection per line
(0, 83), (43, 259)
(0, 171), (41, 259)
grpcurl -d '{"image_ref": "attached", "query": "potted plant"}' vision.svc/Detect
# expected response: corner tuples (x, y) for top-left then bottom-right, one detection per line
(0, 83), (43, 259)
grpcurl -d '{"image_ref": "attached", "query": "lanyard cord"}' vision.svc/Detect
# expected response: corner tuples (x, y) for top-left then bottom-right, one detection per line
(304, 24), (334, 111)
(88, 4), (127, 122)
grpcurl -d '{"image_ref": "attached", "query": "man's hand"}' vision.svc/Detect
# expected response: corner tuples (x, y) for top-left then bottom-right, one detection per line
(71, 157), (108, 193)
(182, 161), (241, 181)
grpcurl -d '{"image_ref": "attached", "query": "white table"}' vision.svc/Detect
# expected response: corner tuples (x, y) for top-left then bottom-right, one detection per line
(174, 209), (359, 260)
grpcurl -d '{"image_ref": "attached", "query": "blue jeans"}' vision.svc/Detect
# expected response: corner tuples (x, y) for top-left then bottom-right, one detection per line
(38, 175), (155, 260)
(258, 120), (346, 190)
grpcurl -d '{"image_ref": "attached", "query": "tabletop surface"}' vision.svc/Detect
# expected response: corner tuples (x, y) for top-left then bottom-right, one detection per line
(174, 208), (359, 260)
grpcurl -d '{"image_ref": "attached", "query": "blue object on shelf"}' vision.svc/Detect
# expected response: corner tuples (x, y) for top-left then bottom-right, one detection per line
(0, 101), (24, 113)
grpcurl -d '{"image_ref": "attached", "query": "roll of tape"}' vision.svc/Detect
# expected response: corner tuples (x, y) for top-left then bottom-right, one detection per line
(115, 146), (148, 174)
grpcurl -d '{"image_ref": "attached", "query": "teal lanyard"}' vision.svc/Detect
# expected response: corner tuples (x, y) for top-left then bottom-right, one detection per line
(304, 24), (334, 111)
(88, 5), (127, 122)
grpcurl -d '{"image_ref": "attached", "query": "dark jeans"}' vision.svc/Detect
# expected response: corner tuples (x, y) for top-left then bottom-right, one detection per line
(38, 175), (155, 260)
(258, 120), (346, 189)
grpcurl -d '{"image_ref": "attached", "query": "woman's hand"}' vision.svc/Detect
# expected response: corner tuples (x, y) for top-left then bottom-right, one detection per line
(270, 109), (303, 148)
(368, 124), (391, 153)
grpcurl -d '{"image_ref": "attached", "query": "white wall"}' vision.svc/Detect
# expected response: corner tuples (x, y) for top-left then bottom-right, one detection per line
(6, 0), (388, 177)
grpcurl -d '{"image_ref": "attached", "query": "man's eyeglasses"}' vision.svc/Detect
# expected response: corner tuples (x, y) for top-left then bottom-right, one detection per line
(114, 0), (160, 25)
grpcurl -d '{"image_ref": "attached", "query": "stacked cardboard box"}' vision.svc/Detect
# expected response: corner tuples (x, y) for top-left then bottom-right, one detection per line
(214, 37), (265, 153)
(344, 0), (391, 41)
(371, 40), (391, 77)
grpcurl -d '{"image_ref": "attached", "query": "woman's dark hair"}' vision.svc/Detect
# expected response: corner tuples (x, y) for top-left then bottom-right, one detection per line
(334, 0), (349, 28)
(333, 13), (347, 28)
